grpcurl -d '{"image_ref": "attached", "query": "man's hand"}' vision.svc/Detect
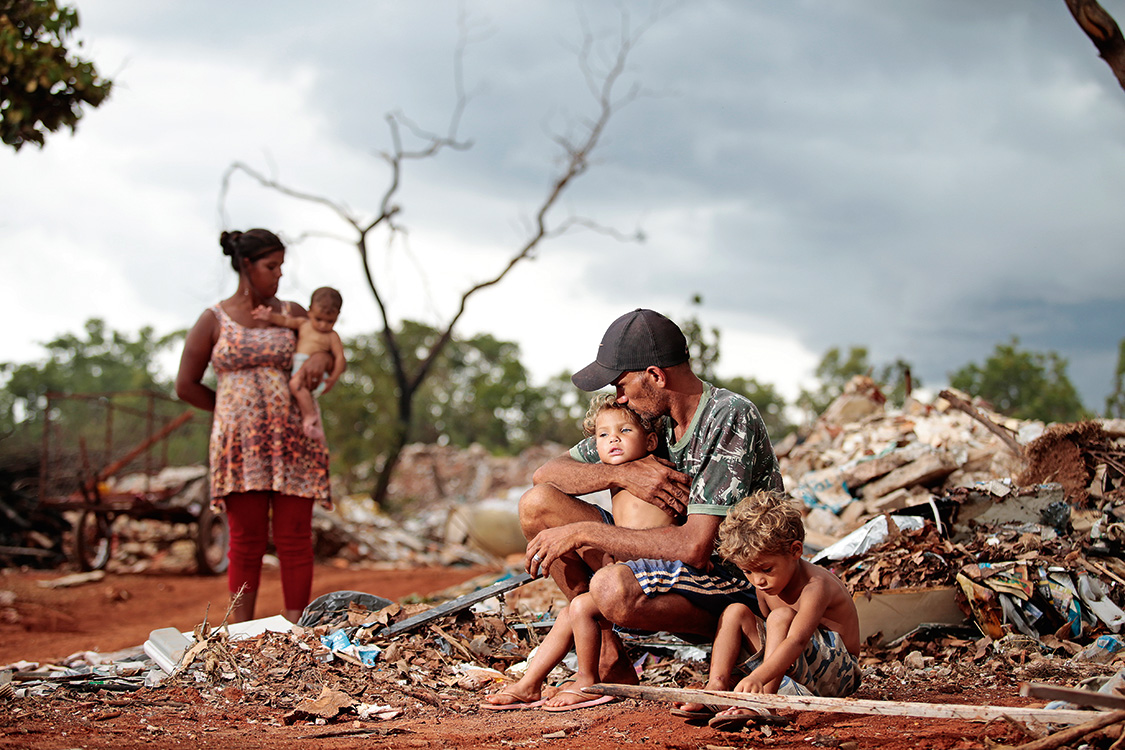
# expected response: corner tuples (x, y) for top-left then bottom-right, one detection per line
(525, 524), (591, 579)
(617, 455), (691, 517)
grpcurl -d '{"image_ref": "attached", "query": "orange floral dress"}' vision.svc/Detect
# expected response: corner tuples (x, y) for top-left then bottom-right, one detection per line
(208, 303), (329, 502)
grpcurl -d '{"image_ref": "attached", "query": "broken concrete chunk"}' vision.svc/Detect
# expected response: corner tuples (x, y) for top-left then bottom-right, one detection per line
(954, 482), (1065, 530)
(861, 451), (958, 502)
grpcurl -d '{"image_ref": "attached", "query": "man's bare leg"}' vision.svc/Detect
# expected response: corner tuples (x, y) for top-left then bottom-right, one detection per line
(589, 563), (722, 683)
(519, 484), (610, 600)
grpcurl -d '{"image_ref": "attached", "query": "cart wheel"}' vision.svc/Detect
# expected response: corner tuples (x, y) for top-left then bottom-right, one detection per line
(195, 504), (229, 576)
(75, 511), (113, 571)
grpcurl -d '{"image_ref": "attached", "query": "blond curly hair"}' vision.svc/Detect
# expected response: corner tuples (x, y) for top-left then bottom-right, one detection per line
(718, 490), (805, 565)
(581, 393), (655, 437)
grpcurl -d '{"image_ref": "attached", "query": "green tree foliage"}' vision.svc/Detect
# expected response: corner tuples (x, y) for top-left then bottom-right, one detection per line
(0, 320), (200, 482)
(0, 319), (177, 431)
(949, 337), (1087, 423)
(679, 296), (721, 382)
(1106, 338), (1125, 418)
(522, 371), (591, 447)
(796, 346), (872, 422)
(0, 0), (111, 150)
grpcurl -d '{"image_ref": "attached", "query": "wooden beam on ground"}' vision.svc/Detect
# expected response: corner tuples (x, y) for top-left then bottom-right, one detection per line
(1012, 709), (1125, 750)
(585, 683), (1098, 726)
(1020, 682), (1125, 711)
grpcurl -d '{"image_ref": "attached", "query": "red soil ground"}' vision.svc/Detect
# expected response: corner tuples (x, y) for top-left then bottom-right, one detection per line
(0, 564), (1108, 750)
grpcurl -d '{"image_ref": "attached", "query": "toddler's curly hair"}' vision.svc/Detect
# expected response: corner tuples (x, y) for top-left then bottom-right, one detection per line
(581, 393), (655, 437)
(718, 490), (805, 565)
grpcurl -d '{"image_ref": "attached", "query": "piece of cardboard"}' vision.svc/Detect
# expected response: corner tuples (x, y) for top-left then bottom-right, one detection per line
(853, 586), (967, 644)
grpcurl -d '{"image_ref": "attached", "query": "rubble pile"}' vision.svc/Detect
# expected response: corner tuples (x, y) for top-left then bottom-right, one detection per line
(384, 443), (565, 511)
(783, 378), (1125, 657)
(1018, 420), (1125, 509)
(779, 380), (1036, 538)
(0, 449), (69, 568)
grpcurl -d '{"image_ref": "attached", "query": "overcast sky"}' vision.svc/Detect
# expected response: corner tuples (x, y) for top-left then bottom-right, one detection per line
(3, 1), (1124, 410)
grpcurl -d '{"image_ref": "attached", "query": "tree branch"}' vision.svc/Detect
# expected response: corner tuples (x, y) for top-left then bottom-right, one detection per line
(217, 5), (666, 503)
(1065, 0), (1125, 92)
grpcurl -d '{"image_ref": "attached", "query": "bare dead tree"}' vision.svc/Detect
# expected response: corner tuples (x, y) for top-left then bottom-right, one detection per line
(1065, 0), (1125, 91)
(220, 7), (662, 506)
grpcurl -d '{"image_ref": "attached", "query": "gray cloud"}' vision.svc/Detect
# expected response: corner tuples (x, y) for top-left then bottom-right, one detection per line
(2, 0), (1122, 412)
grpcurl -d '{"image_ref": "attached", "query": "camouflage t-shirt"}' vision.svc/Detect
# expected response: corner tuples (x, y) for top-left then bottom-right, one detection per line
(569, 382), (783, 516)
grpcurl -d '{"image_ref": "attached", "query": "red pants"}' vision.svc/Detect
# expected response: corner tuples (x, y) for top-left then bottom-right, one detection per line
(224, 493), (314, 613)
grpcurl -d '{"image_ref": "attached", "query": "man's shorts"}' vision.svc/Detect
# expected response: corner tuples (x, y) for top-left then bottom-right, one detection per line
(593, 505), (761, 618)
(622, 557), (763, 618)
(740, 625), (861, 697)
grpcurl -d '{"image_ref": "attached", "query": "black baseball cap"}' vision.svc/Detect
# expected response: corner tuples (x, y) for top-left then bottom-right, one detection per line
(571, 309), (690, 391)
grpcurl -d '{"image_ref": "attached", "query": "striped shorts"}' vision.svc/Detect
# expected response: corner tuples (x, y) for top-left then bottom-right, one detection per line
(622, 557), (762, 618)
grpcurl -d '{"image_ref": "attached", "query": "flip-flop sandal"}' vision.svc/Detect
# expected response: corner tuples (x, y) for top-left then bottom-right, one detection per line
(707, 708), (789, 731)
(480, 689), (547, 711)
(540, 689), (617, 712)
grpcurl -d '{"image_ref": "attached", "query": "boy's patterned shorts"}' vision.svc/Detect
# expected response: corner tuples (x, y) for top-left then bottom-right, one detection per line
(741, 626), (861, 698)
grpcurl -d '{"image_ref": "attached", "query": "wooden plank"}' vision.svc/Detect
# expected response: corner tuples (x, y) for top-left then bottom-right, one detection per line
(374, 571), (533, 638)
(1020, 682), (1125, 711)
(1012, 709), (1125, 750)
(938, 389), (1024, 457)
(584, 683), (1099, 726)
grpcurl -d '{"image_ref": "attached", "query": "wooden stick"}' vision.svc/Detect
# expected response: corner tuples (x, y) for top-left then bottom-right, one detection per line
(938, 389), (1024, 456)
(1021, 682), (1125, 711)
(585, 683), (1097, 725)
(1012, 709), (1125, 750)
(1085, 559), (1125, 588)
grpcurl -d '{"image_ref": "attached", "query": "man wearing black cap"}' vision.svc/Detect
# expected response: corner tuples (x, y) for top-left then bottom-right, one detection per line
(521, 308), (784, 684)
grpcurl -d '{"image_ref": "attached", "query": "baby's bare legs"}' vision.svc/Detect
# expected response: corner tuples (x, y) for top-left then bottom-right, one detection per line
(288, 375), (325, 442)
(483, 605), (576, 706)
(543, 592), (610, 708)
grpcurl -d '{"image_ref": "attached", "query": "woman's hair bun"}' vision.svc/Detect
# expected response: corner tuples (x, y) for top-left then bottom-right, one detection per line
(220, 230), (243, 257)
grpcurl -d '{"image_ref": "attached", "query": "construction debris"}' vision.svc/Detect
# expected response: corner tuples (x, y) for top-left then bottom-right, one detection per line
(5, 379), (1125, 747)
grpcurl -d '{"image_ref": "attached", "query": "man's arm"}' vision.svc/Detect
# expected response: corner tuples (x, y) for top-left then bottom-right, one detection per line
(533, 454), (690, 516)
(526, 512), (721, 577)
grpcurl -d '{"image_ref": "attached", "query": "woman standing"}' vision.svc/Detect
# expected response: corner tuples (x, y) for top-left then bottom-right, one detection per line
(176, 229), (330, 623)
